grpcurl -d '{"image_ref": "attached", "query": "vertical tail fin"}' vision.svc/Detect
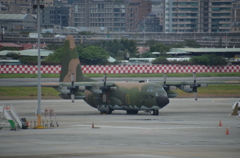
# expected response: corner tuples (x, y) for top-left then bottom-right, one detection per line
(59, 35), (94, 82)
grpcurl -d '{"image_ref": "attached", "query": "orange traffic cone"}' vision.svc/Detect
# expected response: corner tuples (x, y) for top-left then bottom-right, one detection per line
(219, 120), (222, 127)
(92, 122), (94, 128)
(226, 128), (229, 135)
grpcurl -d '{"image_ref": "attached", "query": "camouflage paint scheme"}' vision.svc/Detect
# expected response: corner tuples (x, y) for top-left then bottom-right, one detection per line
(57, 35), (169, 115)
(59, 35), (94, 83)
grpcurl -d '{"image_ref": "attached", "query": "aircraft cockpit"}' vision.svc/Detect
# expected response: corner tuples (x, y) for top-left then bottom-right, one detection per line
(146, 86), (167, 97)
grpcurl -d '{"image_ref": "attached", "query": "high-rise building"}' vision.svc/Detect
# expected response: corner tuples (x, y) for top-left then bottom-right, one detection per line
(41, 0), (70, 29)
(232, 0), (240, 23)
(231, 0), (240, 32)
(126, 0), (152, 32)
(151, 0), (164, 31)
(164, 0), (232, 33)
(72, 0), (151, 32)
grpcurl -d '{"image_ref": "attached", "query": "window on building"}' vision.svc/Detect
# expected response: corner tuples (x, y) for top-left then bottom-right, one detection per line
(212, 2), (231, 6)
(74, 5), (78, 13)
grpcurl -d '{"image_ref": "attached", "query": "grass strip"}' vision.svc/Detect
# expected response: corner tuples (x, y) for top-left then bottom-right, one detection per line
(0, 72), (240, 78)
(0, 84), (239, 100)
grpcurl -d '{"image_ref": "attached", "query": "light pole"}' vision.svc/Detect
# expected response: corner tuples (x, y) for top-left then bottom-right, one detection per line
(1, 28), (4, 42)
(32, 0), (45, 129)
(143, 16), (146, 43)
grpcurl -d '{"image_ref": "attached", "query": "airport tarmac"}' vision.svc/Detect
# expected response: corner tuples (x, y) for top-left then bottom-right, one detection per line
(0, 98), (239, 158)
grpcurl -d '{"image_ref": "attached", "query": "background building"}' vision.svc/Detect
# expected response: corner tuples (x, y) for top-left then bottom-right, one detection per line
(126, 0), (152, 32)
(138, 13), (161, 32)
(164, 0), (232, 33)
(41, 0), (70, 30)
(72, 0), (151, 32)
(231, 0), (240, 32)
(150, 0), (164, 32)
(0, 14), (35, 31)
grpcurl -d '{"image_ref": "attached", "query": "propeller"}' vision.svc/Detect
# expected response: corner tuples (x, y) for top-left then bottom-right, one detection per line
(68, 73), (80, 103)
(192, 72), (198, 101)
(163, 73), (169, 91)
(70, 73), (75, 103)
(101, 74), (107, 102)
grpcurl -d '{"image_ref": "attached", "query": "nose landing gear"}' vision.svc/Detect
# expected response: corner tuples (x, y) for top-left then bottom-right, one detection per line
(150, 110), (159, 115)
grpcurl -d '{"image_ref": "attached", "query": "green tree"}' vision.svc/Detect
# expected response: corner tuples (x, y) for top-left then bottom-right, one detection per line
(92, 38), (137, 59)
(120, 38), (138, 57)
(190, 54), (226, 66)
(6, 52), (21, 59)
(78, 46), (109, 65)
(170, 43), (185, 48)
(45, 47), (64, 63)
(150, 43), (170, 53)
(152, 56), (169, 64)
(141, 51), (156, 58)
(0, 47), (20, 51)
(19, 56), (38, 65)
(94, 39), (121, 57)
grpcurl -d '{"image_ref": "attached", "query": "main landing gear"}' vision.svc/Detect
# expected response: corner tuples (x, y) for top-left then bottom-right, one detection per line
(99, 107), (113, 114)
(126, 110), (138, 114)
(150, 110), (159, 115)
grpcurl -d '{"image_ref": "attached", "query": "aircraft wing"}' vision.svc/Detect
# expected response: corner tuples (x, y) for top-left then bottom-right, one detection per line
(0, 83), (59, 87)
(59, 82), (115, 87)
(155, 79), (240, 100)
(0, 82), (115, 87)
(1, 81), (239, 87)
(156, 81), (240, 86)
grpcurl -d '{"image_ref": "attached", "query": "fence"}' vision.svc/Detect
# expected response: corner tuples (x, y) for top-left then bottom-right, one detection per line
(0, 65), (239, 74)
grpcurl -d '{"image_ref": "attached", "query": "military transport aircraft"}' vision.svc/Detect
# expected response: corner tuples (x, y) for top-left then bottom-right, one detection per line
(1, 35), (239, 115)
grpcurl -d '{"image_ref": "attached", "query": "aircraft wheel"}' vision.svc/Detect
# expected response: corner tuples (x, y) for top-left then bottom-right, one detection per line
(132, 110), (138, 114)
(106, 108), (112, 114)
(126, 110), (132, 114)
(151, 110), (159, 115)
(126, 110), (138, 114)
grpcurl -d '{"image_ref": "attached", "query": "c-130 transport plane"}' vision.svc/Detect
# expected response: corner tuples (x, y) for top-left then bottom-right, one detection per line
(2, 35), (239, 115)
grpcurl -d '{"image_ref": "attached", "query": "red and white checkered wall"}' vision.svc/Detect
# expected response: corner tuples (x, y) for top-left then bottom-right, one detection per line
(0, 65), (239, 74)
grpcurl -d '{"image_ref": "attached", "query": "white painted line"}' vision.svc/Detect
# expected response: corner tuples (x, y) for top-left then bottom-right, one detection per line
(70, 124), (224, 130)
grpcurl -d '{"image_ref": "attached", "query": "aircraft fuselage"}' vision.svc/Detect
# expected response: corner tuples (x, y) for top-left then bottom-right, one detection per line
(83, 82), (169, 114)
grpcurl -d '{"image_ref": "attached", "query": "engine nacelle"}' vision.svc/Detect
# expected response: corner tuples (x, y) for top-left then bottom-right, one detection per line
(166, 90), (178, 98)
(110, 86), (117, 90)
(177, 83), (208, 93)
(79, 86), (85, 90)
(58, 91), (85, 99)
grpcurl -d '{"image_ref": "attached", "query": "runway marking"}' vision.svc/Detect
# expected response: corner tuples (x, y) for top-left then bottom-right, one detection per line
(70, 124), (224, 131)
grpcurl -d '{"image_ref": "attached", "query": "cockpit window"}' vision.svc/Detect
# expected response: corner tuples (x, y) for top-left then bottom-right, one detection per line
(147, 86), (154, 92)
(147, 86), (164, 92)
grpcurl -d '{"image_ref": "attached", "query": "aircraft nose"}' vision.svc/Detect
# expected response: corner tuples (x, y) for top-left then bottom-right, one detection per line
(156, 96), (169, 108)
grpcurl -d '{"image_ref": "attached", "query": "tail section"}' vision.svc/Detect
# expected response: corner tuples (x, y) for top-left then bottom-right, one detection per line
(59, 35), (94, 82)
